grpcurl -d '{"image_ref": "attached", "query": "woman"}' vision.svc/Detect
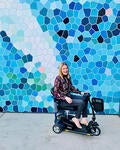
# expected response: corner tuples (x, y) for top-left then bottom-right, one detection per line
(53, 62), (89, 129)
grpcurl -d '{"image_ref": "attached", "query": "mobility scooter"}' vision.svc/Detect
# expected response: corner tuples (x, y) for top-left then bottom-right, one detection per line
(51, 89), (104, 136)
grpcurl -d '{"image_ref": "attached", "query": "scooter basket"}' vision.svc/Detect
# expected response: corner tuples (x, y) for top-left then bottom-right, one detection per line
(92, 97), (104, 112)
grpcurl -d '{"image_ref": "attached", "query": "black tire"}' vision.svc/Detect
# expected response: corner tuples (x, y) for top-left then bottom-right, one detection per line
(91, 126), (101, 136)
(52, 124), (63, 134)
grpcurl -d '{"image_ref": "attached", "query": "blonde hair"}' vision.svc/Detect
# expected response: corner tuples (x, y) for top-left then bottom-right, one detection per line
(59, 62), (70, 79)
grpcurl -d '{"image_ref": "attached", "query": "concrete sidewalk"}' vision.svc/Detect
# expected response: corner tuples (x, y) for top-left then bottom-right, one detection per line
(0, 113), (120, 150)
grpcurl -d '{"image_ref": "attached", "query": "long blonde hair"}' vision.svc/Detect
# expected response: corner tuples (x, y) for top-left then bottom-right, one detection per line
(59, 62), (70, 79)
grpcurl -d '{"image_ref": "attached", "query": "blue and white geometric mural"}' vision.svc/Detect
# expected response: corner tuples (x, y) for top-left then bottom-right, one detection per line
(0, 0), (120, 114)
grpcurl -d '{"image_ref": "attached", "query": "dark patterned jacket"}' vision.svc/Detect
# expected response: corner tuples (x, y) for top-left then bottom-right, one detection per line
(53, 75), (81, 100)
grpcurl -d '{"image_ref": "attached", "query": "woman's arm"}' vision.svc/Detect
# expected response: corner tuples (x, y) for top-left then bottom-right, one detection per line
(53, 76), (66, 100)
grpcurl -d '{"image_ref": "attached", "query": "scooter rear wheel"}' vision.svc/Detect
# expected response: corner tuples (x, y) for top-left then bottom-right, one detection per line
(91, 126), (101, 136)
(52, 124), (63, 134)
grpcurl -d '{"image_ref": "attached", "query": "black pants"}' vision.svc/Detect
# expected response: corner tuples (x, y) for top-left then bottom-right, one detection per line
(60, 94), (89, 119)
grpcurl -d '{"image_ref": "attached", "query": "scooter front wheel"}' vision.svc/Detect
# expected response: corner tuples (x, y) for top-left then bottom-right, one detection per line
(91, 126), (101, 136)
(52, 124), (63, 134)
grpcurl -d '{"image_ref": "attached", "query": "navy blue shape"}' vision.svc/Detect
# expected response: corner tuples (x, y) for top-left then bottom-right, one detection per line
(57, 30), (63, 36)
(81, 56), (88, 62)
(63, 17), (69, 24)
(112, 56), (118, 64)
(75, 2), (82, 10)
(92, 24), (99, 31)
(118, 24), (120, 29)
(98, 8), (105, 16)
(40, 7), (47, 16)
(3, 36), (10, 42)
(69, 29), (75, 36)
(43, 107), (48, 113)
(0, 90), (4, 96)
(19, 83), (24, 89)
(84, 48), (90, 54)
(74, 55), (80, 62)
(45, 17), (50, 24)
(0, 31), (7, 37)
(112, 29), (120, 36)
(82, 17), (89, 25)
(62, 30), (68, 38)
(78, 35), (83, 42)
(92, 79), (98, 85)
(15, 54), (21, 60)
(97, 17), (102, 24)
(27, 54), (33, 62)
(57, 30), (68, 38)
(20, 67), (27, 73)
(6, 101), (11, 106)
(96, 61), (102, 67)
(0, 107), (3, 112)
(78, 25), (84, 32)
(21, 78), (27, 83)
(13, 106), (18, 112)
(12, 83), (18, 88)
(31, 107), (37, 112)
(102, 15), (108, 22)
(54, 8), (60, 16)
(6, 43), (13, 50)
(97, 35), (104, 43)
(69, 2), (75, 9)
(84, 9), (91, 17)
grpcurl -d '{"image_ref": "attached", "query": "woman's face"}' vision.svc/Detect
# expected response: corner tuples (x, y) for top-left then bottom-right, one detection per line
(61, 65), (68, 76)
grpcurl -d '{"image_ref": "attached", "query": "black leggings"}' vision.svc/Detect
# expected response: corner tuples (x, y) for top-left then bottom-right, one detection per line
(60, 94), (89, 119)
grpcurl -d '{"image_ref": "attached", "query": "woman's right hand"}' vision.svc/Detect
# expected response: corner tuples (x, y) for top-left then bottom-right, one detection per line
(65, 96), (72, 104)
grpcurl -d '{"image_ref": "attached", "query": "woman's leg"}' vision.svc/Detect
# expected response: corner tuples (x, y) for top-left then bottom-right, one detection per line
(70, 95), (85, 128)
(81, 95), (89, 125)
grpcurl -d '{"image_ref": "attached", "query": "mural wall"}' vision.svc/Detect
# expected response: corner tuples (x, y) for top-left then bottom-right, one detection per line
(0, 0), (120, 114)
